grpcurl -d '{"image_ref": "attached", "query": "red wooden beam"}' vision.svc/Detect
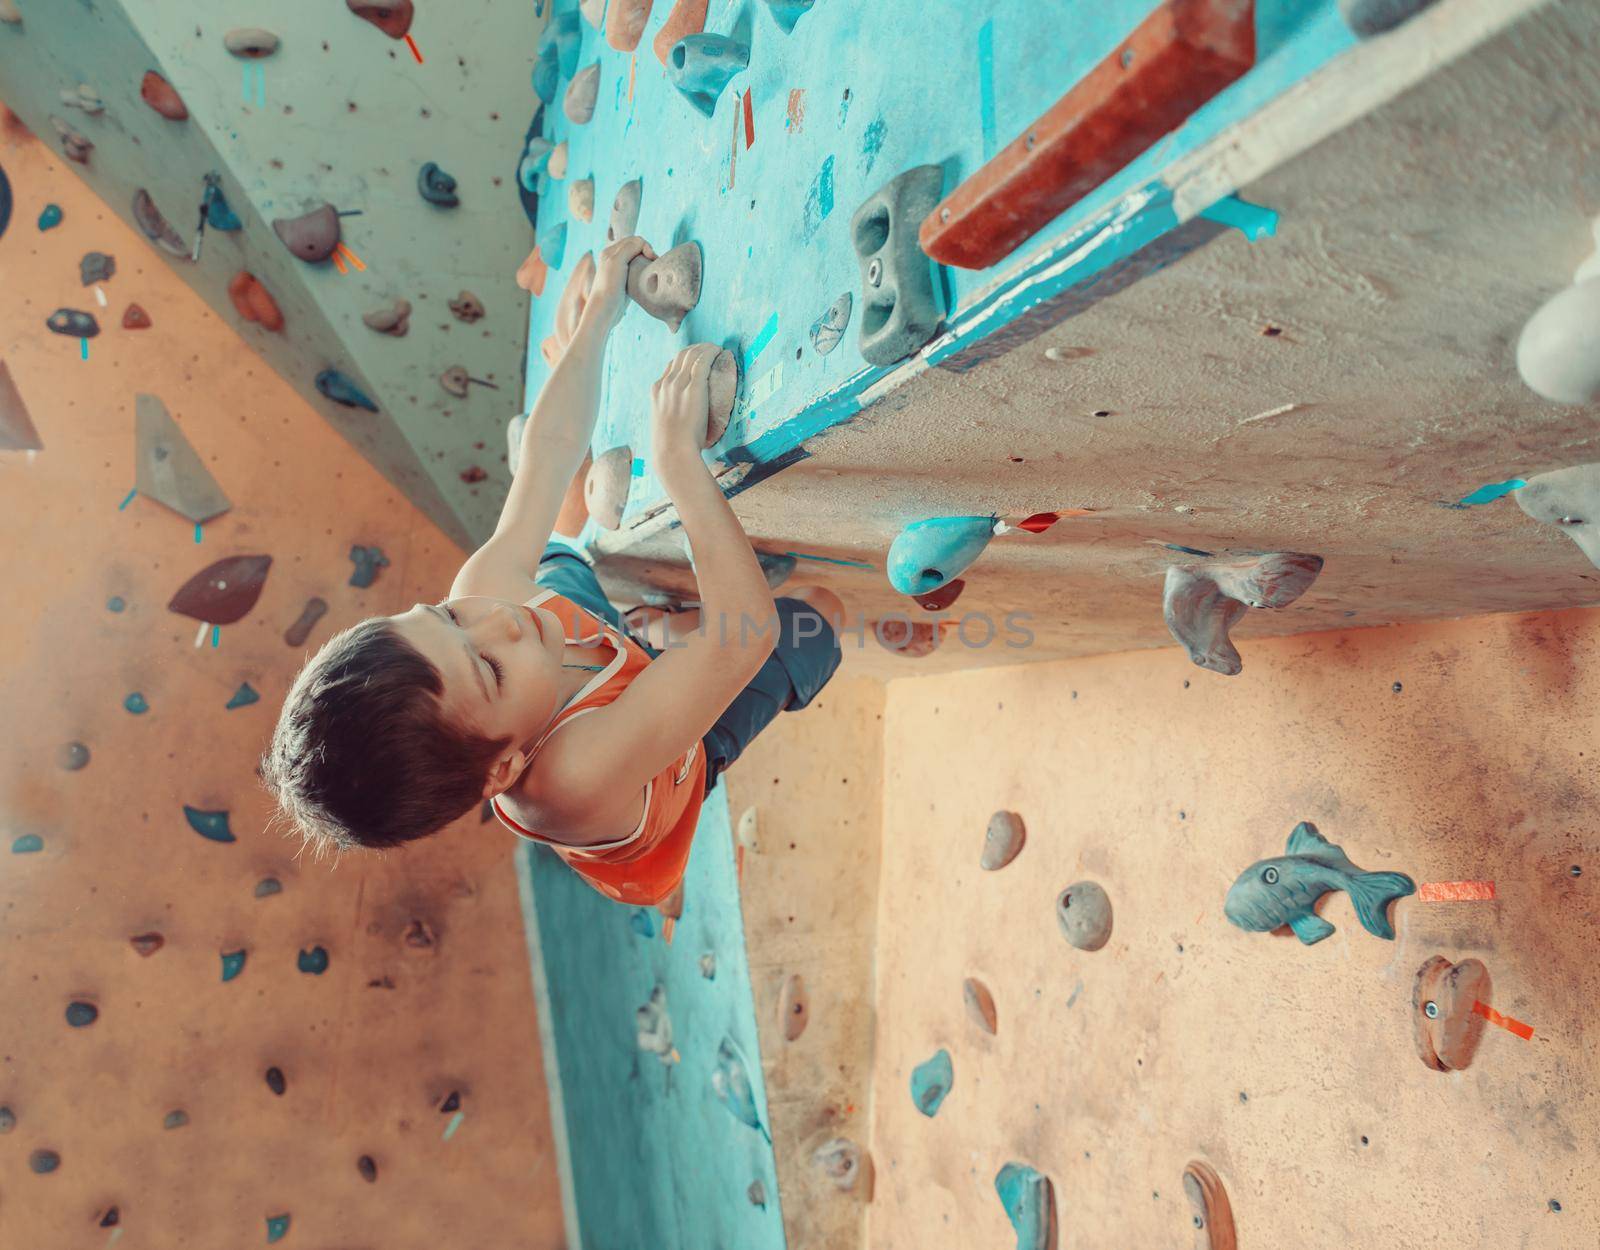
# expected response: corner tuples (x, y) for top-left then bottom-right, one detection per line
(920, 0), (1256, 270)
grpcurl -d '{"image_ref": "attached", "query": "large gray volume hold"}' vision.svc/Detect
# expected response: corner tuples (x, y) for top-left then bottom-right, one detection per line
(852, 164), (944, 367)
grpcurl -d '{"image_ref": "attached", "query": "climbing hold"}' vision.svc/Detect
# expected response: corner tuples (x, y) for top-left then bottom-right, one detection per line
(1183, 1160), (1236, 1250)
(297, 945), (330, 975)
(285, 597), (328, 646)
(316, 369), (378, 411)
(140, 70), (188, 120)
(1056, 881), (1113, 952)
(762, 0), (815, 32)
(266, 1214), (290, 1244)
(810, 292), (852, 356)
(131, 189), (188, 257)
(346, 0), (413, 38)
(666, 34), (749, 116)
(699, 952), (717, 979)
(874, 618), (947, 658)
(609, 178), (643, 244)
(658, 879), (686, 922)
(914, 578), (967, 612)
(124, 692), (148, 714)
(254, 877), (283, 898)
(1518, 280), (1600, 404)
(163, 1109), (189, 1129)
(606, 0), (655, 51)
(757, 551), (797, 590)
(418, 161), (460, 207)
(348, 545), (390, 588)
(265, 1066), (287, 1095)
(137, 393), (233, 524)
(1516, 465), (1600, 568)
(10, 834), (41, 854)
(1413, 955), (1491, 1072)
(629, 908), (656, 938)
(539, 221), (569, 270)
(221, 949), (246, 981)
(403, 918), (436, 948)
(224, 28), (280, 57)
(1163, 552), (1324, 676)
(1225, 821), (1415, 945)
(272, 203), (341, 263)
(0, 360), (43, 453)
(59, 84), (104, 114)
(122, 304), (152, 330)
(58, 741), (90, 770)
(654, 0), (709, 64)
(910, 1048), (953, 1117)
(547, 141), (569, 180)
(363, 299), (412, 336)
(108, 597), (126, 612)
(963, 977), (998, 1034)
(569, 178), (595, 222)
(203, 180), (242, 232)
(626, 241), (702, 331)
(51, 116), (94, 164)
(440, 365), (471, 398)
(995, 1162), (1057, 1250)
(635, 984), (674, 1059)
(1338, 0), (1440, 37)
(184, 805), (235, 843)
(704, 349), (740, 444)
(854, 164), (945, 366)
(778, 973), (809, 1041)
(710, 1036), (767, 1136)
(585, 446), (633, 530)
(46, 309), (100, 338)
(564, 62), (601, 126)
(65, 1001), (98, 1027)
(519, 136), (554, 192)
(533, 10), (581, 103)
(168, 554), (272, 625)
(79, 252), (114, 285)
(39, 204), (63, 230)
(747, 1180), (767, 1207)
(981, 810), (1025, 870)
(448, 291), (485, 323)
(226, 682), (260, 709)
(0, 1106), (13, 1131)
(29, 1149), (61, 1174)
(130, 932), (164, 956)
(887, 516), (993, 595)
(554, 253), (597, 353)
(814, 1138), (871, 1193)
(737, 805), (759, 851)
(358, 1155), (378, 1182)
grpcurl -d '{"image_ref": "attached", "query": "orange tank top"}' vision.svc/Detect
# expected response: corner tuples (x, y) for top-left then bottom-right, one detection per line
(490, 588), (707, 906)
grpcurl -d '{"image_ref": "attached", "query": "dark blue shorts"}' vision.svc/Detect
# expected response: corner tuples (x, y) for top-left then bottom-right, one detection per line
(534, 543), (841, 794)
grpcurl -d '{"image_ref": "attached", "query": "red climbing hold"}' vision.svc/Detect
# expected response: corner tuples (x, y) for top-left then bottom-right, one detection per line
(227, 272), (284, 332)
(346, 0), (413, 39)
(654, 0), (709, 64)
(168, 554), (272, 625)
(122, 303), (152, 330)
(140, 70), (188, 121)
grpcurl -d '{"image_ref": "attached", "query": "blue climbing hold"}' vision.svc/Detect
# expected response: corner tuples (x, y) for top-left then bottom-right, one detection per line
(221, 950), (246, 981)
(107, 596), (126, 612)
(629, 909), (656, 938)
(39, 203), (64, 231)
(184, 805), (236, 843)
(266, 1214), (290, 1244)
(12, 834), (44, 854)
(297, 945), (329, 975)
(532, 8), (580, 103)
(537, 220), (567, 270)
(255, 877), (283, 898)
(762, 0), (816, 32)
(203, 179), (242, 231)
(66, 1001), (98, 1027)
(887, 517), (994, 595)
(910, 1048), (953, 1117)
(995, 1162), (1056, 1250)
(667, 34), (749, 117)
(226, 682), (260, 709)
(315, 369), (378, 411)
(347, 544), (390, 588)
(124, 692), (149, 714)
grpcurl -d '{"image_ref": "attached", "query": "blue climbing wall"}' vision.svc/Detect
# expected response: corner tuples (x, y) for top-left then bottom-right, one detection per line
(518, 789), (785, 1250)
(525, 0), (1353, 522)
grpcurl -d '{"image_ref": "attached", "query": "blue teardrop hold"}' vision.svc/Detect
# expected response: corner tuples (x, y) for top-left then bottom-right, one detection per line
(226, 682), (260, 709)
(221, 950), (247, 981)
(297, 945), (330, 975)
(185, 805), (236, 843)
(124, 692), (149, 714)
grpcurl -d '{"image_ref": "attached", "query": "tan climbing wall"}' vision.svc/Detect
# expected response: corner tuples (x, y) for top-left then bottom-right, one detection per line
(865, 607), (1600, 1248)
(0, 125), (565, 1248)
(724, 676), (887, 1250)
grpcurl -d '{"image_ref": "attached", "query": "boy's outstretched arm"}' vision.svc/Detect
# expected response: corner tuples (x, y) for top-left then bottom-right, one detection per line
(455, 235), (655, 585)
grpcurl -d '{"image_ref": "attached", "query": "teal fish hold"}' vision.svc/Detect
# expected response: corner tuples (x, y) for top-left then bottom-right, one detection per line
(1225, 821), (1414, 944)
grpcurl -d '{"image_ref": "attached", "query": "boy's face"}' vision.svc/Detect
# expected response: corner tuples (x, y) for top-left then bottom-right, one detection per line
(388, 596), (571, 797)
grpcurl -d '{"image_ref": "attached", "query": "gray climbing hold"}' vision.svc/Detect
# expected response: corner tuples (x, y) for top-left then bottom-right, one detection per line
(255, 877), (283, 898)
(163, 1109), (189, 1129)
(132, 189), (188, 257)
(79, 252), (114, 285)
(586, 446), (633, 530)
(51, 116), (93, 164)
(221, 949), (246, 981)
(747, 1180), (767, 1207)
(362, 299), (411, 336)
(29, 1148), (61, 1174)
(59, 83), (104, 114)
(273, 203), (341, 263)
(1163, 553), (1324, 676)
(910, 1048), (953, 1117)
(1516, 465), (1600, 569)
(608, 178), (642, 243)
(1056, 881), (1113, 951)
(47, 309), (99, 338)
(348, 545), (390, 588)
(757, 551), (797, 591)
(66, 1001), (98, 1027)
(853, 164), (945, 366)
(706, 349), (739, 445)
(569, 177), (595, 223)
(564, 62), (601, 125)
(58, 741), (90, 770)
(0, 1106), (13, 1132)
(316, 369), (378, 411)
(224, 28), (280, 57)
(626, 242), (702, 331)
(813, 1137), (869, 1191)
(130, 933), (163, 956)
(136, 393), (232, 524)
(711, 1036), (768, 1137)
(440, 366), (470, 398)
(810, 292), (852, 355)
(981, 810), (1026, 870)
(265, 1066), (286, 1095)
(297, 945), (330, 975)
(1339, 0), (1439, 37)
(699, 952), (717, 979)
(448, 291), (485, 323)
(418, 162), (459, 207)
(1518, 279), (1600, 405)
(226, 682), (260, 709)
(185, 805), (235, 843)
(667, 34), (748, 116)
(285, 597), (328, 646)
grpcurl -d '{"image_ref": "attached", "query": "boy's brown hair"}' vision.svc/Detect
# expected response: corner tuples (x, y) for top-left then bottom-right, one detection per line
(260, 619), (510, 857)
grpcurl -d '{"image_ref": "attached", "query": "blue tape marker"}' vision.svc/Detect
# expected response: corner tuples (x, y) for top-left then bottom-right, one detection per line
(442, 1110), (464, 1141)
(194, 523), (203, 544)
(977, 19), (997, 161)
(1165, 543), (1215, 557)
(748, 312), (779, 362)
(81, 337), (89, 360)
(118, 488), (137, 511)
(1198, 194), (1278, 241)
(800, 155), (835, 243)
(784, 551), (874, 570)
(631, 458), (646, 477)
(211, 624), (220, 648)
(1457, 478), (1525, 506)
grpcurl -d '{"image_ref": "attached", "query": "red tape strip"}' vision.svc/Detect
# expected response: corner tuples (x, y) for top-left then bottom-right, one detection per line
(1472, 1000), (1534, 1040)
(1418, 880), (1496, 902)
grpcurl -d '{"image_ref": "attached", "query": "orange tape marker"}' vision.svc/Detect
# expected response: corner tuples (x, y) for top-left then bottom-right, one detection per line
(1472, 1000), (1534, 1040)
(335, 242), (366, 272)
(628, 55), (636, 103)
(330, 250), (348, 275)
(405, 34), (424, 64)
(1419, 880), (1496, 902)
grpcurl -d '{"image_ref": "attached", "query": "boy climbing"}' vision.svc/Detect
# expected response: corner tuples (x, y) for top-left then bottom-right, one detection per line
(261, 235), (844, 905)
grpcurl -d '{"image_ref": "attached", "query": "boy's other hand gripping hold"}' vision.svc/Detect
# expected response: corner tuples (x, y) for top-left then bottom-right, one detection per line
(586, 234), (656, 334)
(650, 343), (721, 483)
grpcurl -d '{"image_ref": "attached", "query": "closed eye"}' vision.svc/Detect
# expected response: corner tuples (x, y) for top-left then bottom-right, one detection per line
(443, 604), (504, 688)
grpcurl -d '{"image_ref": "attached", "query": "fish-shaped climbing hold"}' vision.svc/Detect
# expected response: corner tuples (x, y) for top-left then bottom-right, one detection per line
(316, 369), (378, 412)
(168, 554), (272, 625)
(184, 805), (236, 843)
(272, 203), (341, 263)
(910, 1048), (953, 1117)
(346, 0), (412, 38)
(887, 516), (995, 595)
(1224, 821), (1415, 944)
(994, 1161), (1056, 1250)
(418, 162), (459, 207)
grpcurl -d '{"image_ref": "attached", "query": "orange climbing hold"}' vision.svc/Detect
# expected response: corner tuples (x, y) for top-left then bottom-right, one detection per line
(606, 0), (654, 52)
(653, 0), (709, 65)
(140, 71), (188, 121)
(227, 272), (284, 332)
(517, 245), (549, 297)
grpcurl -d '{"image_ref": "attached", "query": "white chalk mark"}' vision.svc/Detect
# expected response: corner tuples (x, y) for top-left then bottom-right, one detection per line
(94, 285), (107, 307)
(193, 620), (209, 649)
(1240, 402), (1299, 425)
